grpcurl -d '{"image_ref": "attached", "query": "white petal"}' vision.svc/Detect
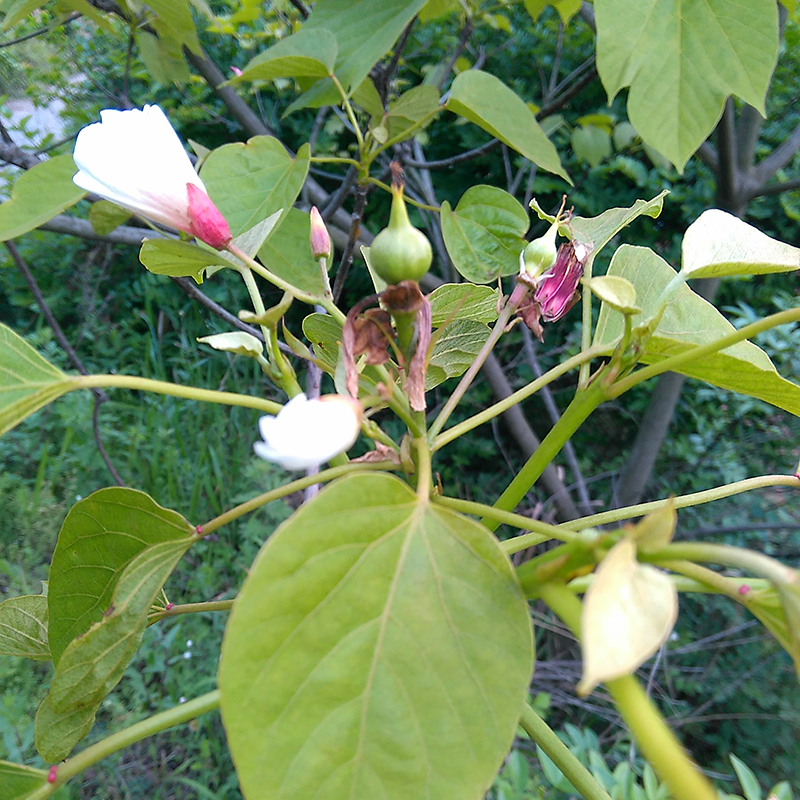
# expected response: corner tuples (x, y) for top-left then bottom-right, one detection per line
(73, 105), (205, 232)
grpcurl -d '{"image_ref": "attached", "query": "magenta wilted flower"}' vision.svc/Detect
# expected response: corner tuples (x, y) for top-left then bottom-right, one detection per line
(518, 240), (592, 340)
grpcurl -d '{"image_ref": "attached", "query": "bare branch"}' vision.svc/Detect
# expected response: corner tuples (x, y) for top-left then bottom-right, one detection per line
(735, 103), (764, 174)
(402, 138), (501, 170)
(750, 175), (800, 198)
(694, 141), (719, 172)
(332, 182), (369, 302)
(754, 118), (800, 186)
(437, 16), (474, 91)
(715, 97), (737, 208)
(286, 0), (310, 19)
(0, 12), (79, 47)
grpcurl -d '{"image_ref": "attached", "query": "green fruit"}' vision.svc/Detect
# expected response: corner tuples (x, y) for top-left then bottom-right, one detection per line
(370, 187), (433, 284)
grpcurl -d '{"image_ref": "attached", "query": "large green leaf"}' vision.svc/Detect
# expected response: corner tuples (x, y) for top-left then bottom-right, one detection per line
(200, 137), (310, 237)
(0, 323), (74, 437)
(285, 0), (429, 111)
(446, 71), (568, 180)
(530, 191), (667, 255)
(0, 154), (86, 241)
(441, 186), (529, 283)
(233, 28), (338, 83)
(48, 488), (194, 664)
(257, 208), (329, 297)
(0, 762), (46, 800)
(681, 209), (800, 279)
(49, 540), (191, 713)
(219, 472), (533, 800)
(144, 0), (200, 53)
(0, 593), (49, 660)
(595, 0), (778, 170)
(429, 283), (500, 327)
(139, 239), (231, 284)
(427, 320), (492, 390)
(593, 245), (800, 416)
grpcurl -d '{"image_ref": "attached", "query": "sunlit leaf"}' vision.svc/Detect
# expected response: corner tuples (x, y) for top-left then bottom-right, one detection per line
(384, 85), (441, 144)
(428, 284), (500, 327)
(593, 245), (800, 416)
(578, 538), (677, 695)
(219, 472), (533, 800)
(35, 695), (97, 763)
(233, 28), (337, 83)
(446, 70), (568, 180)
(595, 0), (778, 170)
(585, 275), (638, 313)
(88, 200), (131, 236)
(197, 332), (264, 359)
(139, 239), (230, 284)
(0, 154), (86, 241)
(0, 323), (74, 437)
(626, 503), (676, 553)
(427, 319), (491, 389)
(681, 210), (800, 279)
(0, 761), (47, 800)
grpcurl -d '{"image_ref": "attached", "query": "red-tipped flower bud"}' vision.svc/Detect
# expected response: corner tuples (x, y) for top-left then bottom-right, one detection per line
(186, 183), (232, 250)
(309, 206), (332, 260)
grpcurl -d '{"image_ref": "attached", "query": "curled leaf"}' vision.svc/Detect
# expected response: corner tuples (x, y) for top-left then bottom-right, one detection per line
(197, 332), (264, 359)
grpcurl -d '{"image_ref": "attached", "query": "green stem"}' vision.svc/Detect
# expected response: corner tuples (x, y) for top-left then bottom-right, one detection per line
(429, 286), (523, 441)
(415, 436), (432, 501)
(537, 583), (719, 800)
(47, 691), (220, 793)
(578, 251), (596, 388)
(310, 156), (361, 167)
(519, 703), (613, 800)
(367, 108), (442, 164)
(74, 374), (281, 413)
(330, 73), (365, 154)
(432, 495), (575, 545)
(610, 306), (800, 398)
(559, 474), (800, 531)
(655, 560), (753, 601)
(365, 176), (440, 211)
(200, 461), (396, 536)
(148, 600), (234, 625)
(431, 344), (607, 451)
(647, 542), (795, 585)
(486, 380), (607, 530)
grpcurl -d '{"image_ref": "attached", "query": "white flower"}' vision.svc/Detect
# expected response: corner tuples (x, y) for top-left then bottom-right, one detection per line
(254, 393), (362, 470)
(73, 105), (231, 248)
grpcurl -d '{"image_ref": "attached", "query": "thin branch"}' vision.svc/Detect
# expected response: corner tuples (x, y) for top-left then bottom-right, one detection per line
(750, 175), (800, 198)
(374, 17), (418, 102)
(753, 119), (800, 185)
(321, 164), (358, 221)
(286, 0), (309, 19)
(437, 16), (474, 91)
(695, 141), (719, 172)
(402, 138), (501, 170)
(93, 395), (126, 486)
(332, 181), (369, 302)
(0, 12), (79, 47)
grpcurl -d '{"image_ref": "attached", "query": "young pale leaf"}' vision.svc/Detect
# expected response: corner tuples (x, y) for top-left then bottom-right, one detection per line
(88, 200), (131, 236)
(595, 0), (778, 170)
(584, 275), (639, 313)
(0, 154), (87, 241)
(429, 283), (500, 327)
(142, 0), (200, 53)
(593, 245), (800, 417)
(530, 191), (667, 255)
(136, 30), (190, 84)
(0, 323), (74, 437)
(384, 85), (441, 144)
(200, 138), (309, 236)
(231, 210), (282, 258)
(48, 488), (194, 664)
(139, 239), (230, 284)
(571, 125), (612, 167)
(49, 540), (191, 714)
(197, 332), (264, 359)
(578, 538), (677, 695)
(0, 761), (47, 800)
(446, 70), (568, 180)
(523, 0), (582, 23)
(775, 578), (800, 677)
(626, 503), (676, 553)
(729, 754), (763, 800)
(766, 782), (792, 800)
(682, 210), (800, 279)
(426, 319), (492, 389)
(740, 585), (800, 677)
(0, 593), (49, 660)
(441, 185), (529, 283)
(35, 694), (98, 763)
(257, 208), (329, 297)
(219, 472), (533, 800)
(232, 28), (338, 83)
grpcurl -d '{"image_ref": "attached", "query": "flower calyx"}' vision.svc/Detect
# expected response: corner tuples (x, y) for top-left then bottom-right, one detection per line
(520, 195), (571, 285)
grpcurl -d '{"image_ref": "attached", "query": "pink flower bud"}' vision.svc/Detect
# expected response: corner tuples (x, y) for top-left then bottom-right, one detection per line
(186, 183), (232, 250)
(230, 66), (243, 77)
(309, 206), (332, 260)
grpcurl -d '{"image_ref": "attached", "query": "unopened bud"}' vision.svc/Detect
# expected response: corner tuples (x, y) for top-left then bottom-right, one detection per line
(309, 206), (332, 260)
(186, 184), (232, 250)
(521, 219), (558, 279)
